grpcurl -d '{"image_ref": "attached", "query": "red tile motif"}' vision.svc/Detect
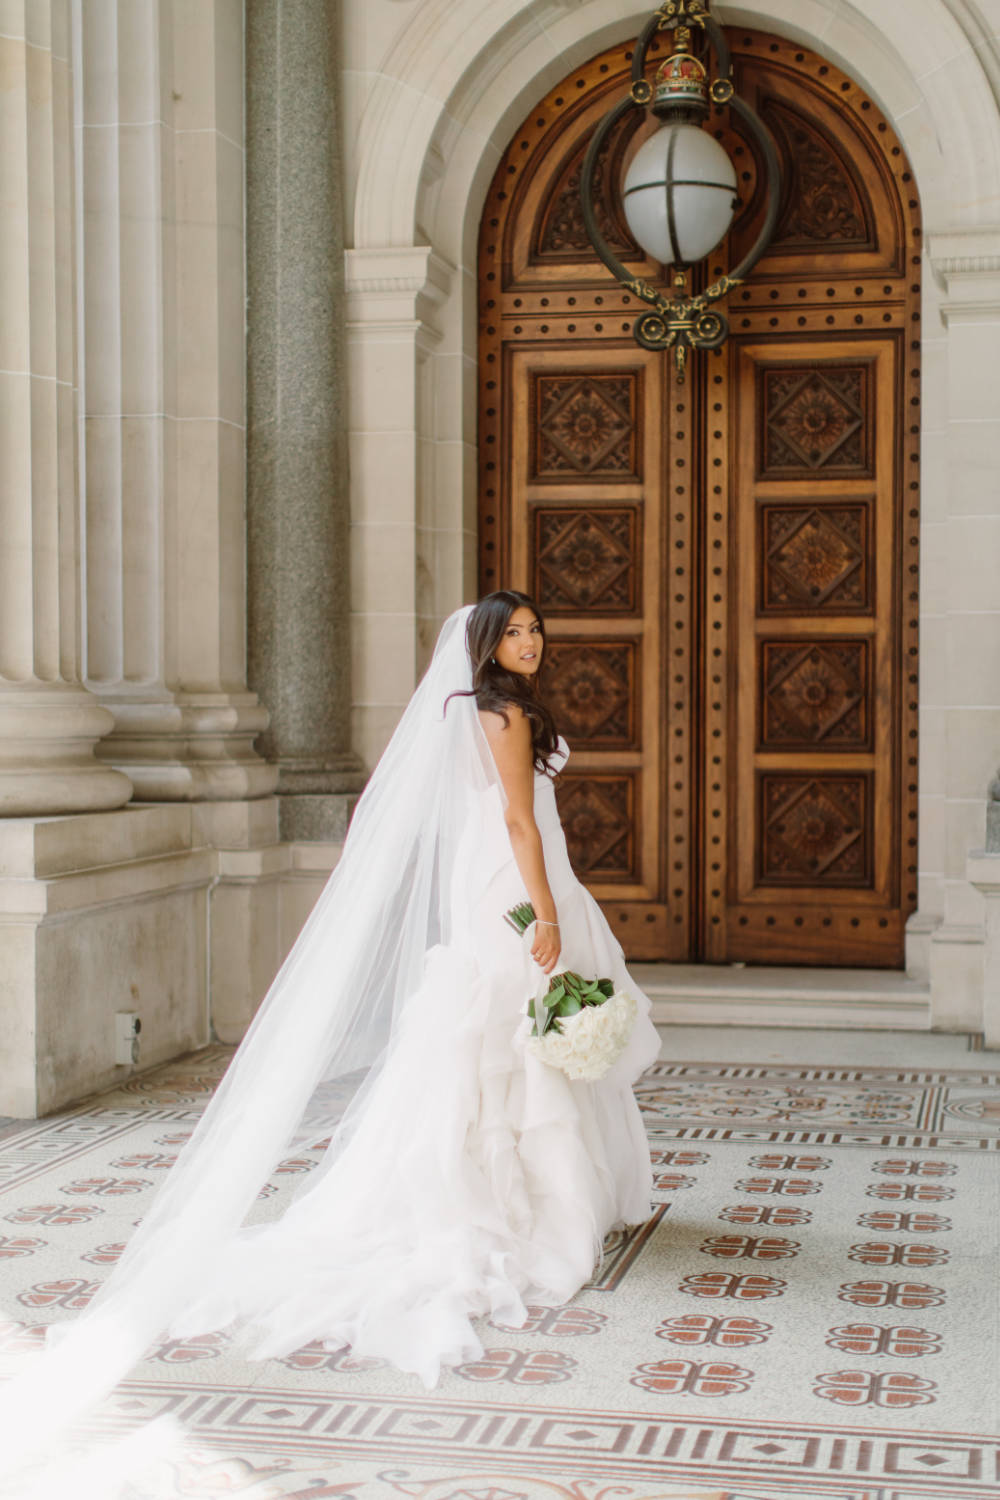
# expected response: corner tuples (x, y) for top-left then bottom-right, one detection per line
(109, 1154), (178, 1170)
(17, 1277), (99, 1310)
(747, 1154), (831, 1171)
(825, 1323), (943, 1358)
(455, 1350), (576, 1384)
(0, 1235), (45, 1258)
(79, 1241), (125, 1265)
(847, 1241), (950, 1267)
(490, 1306), (606, 1337)
(865, 1182), (956, 1202)
(837, 1281), (946, 1309)
(4, 1203), (104, 1225)
(699, 1235), (801, 1261)
(735, 1176), (823, 1196)
(857, 1211), (953, 1233)
(631, 1359), (755, 1397)
(813, 1370), (937, 1408)
(656, 1315), (773, 1348)
(60, 1177), (151, 1196)
(150, 1333), (229, 1364)
(654, 1172), (696, 1191)
(275, 1343), (385, 1375)
(650, 1149), (711, 1166)
(718, 1204), (813, 1227)
(872, 1159), (957, 1177)
(680, 1272), (787, 1300)
(0, 1321), (47, 1355)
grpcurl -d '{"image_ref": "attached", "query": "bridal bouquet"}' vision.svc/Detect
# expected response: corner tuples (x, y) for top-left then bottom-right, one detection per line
(504, 902), (637, 1082)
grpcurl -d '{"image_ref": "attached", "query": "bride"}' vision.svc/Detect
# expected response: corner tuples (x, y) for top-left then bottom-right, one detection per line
(0, 591), (661, 1468)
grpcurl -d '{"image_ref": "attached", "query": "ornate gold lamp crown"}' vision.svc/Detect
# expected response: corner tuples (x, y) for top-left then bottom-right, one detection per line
(653, 29), (708, 110)
(579, 0), (781, 379)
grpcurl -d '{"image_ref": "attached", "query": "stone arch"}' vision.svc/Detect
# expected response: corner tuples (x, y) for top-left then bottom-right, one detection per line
(351, 0), (1000, 255)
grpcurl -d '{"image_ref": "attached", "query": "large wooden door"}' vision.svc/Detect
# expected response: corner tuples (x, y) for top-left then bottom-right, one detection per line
(478, 30), (921, 966)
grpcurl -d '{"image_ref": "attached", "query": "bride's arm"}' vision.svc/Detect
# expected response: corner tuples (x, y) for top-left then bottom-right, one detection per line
(479, 706), (561, 974)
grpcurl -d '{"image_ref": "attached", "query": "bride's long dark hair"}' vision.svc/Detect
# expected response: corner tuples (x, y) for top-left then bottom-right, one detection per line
(448, 590), (559, 773)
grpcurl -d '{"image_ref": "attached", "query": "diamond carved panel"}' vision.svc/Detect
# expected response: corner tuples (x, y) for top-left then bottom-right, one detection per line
(533, 374), (638, 479)
(761, 366), (871, 476)
(759, 774), (872, 887)
(542, 642), (637, 749)
(760, 501), (871, 613)
(533, 506), (639, 615)
(761, 641), (869, 749)
(555, 774), (635, 881)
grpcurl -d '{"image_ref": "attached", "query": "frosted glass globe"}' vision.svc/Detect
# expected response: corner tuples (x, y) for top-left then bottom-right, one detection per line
(623, 123), (739, 266)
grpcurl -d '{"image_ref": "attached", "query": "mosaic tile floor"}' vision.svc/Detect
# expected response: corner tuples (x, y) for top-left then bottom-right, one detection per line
(1, 1028), (999, 1500)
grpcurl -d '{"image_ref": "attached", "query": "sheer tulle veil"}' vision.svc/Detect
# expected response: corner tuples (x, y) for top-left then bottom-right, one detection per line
(0, 603), (511, 1472)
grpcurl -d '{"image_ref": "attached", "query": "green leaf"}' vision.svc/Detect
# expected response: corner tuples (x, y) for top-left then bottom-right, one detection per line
(559, 995), (582, 1016)
(596, 979), (615, 998)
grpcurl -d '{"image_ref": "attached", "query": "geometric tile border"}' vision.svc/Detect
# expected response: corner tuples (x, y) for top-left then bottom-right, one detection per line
(93, 1386), (1000, 1497)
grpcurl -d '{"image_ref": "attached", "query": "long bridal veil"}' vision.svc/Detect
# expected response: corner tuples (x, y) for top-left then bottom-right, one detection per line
(0, 603), (512, 1476)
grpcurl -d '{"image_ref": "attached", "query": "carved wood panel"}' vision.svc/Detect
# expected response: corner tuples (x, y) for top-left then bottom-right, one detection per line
(761, 640), (870, 750)
(557, 774), (637, 881)
(541, 640), (638, 749)
(479, 28), (920, 967)
(533, 505), (641, 614)
(533, 373), (639, 479)
(760, 500), (873, 613)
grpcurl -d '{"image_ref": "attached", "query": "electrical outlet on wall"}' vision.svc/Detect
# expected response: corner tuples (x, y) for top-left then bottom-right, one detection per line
(115, 1012), (142, 1066)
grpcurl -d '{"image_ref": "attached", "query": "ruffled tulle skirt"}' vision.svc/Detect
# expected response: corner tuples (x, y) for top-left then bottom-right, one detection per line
(170, 843), (661, 1388)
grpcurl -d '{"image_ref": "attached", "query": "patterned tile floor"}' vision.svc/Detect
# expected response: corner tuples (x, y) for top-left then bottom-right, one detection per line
(1, 1026), (999, 1500)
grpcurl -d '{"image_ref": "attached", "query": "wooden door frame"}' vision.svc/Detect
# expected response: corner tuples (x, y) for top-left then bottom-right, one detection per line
(478, 27), (921, 966)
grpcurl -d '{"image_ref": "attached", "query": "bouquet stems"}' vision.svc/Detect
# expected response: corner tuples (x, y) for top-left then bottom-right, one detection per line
(504, 901), (615, 1038)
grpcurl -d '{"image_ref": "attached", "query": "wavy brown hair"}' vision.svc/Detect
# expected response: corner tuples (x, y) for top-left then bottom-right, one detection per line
(447, 591), (559, 773)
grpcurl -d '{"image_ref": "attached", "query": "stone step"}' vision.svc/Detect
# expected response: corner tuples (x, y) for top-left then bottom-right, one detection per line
(632, 962), (932, 1031)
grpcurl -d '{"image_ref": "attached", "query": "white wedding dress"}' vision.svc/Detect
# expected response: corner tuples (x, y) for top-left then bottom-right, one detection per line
(169, 737), (661, 1387)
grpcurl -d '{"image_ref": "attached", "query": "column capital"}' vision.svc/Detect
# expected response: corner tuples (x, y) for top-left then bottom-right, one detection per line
(345, 246), (454, 351)
(929, 226), (1000, 321)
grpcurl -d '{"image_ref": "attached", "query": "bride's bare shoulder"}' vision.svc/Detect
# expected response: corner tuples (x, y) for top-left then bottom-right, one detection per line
(478, 703), (529, 743)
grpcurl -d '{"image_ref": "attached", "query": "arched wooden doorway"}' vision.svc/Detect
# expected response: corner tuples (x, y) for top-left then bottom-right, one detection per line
(478, 29), (921, 966)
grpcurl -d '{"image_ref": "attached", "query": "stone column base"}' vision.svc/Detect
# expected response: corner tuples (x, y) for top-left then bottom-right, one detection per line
(0, 686), (133, 816)
(97, 695), (279, 802)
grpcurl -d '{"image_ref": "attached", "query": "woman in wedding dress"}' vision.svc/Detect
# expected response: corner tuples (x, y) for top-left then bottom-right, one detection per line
(168, 591), (661, 1385)
(0, 592), (660, 1479)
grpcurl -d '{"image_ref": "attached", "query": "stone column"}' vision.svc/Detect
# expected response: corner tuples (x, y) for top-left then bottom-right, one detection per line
(84, 0), (276, 805)
(0, 0), (131, 816)
(245, 0), (365, 841)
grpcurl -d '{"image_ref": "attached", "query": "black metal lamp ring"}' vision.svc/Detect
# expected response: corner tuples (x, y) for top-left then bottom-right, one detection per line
(579, 0), (781, 378)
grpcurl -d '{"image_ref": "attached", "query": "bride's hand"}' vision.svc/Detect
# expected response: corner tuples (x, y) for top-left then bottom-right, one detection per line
(530, 920), (561, 974)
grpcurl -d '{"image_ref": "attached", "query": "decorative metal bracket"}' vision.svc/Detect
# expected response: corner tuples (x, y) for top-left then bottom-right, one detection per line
(580, 0), (782, 380)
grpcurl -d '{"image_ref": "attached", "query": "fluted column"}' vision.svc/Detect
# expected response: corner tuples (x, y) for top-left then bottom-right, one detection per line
(246, 0), (364, 840)
(83, 0), (276, 802)
(0, 0), (132, 816)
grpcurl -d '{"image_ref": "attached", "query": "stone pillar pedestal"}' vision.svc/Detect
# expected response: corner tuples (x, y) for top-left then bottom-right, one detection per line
(246, 0), (365, 841)
(0, 1), (131, 817)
